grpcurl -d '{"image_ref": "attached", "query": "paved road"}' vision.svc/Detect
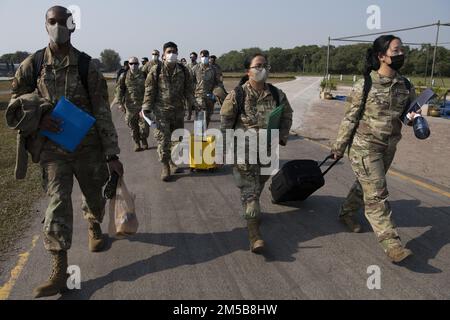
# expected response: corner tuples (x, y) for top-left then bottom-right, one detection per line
(2, 77), (450, 300)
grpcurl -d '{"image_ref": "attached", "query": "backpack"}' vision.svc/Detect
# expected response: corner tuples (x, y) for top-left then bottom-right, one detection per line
(232, 83), (280, 129)
(153, 62), (188, 101)
(32, 48), (92, 99)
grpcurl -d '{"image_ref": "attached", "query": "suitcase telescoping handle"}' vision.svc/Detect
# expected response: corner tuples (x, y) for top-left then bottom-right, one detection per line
(318, 154), (340, 177)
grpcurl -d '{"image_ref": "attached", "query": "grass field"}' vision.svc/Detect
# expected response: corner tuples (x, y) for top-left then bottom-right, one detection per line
(0, 110), (43, 257)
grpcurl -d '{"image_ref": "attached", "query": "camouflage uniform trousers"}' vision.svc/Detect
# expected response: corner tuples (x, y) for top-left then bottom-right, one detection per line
(153, 107), (184, 164)
(40, 149), (109, 252)
(233, 163), (271, 220)
(340, 143), (399, 242)
(125, 107), (149, 144)
(196, 97), (215, 127)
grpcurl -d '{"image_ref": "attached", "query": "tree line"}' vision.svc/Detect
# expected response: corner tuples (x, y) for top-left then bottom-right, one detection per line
(216, 44), (450, 77)
(2, 44), (450, 76)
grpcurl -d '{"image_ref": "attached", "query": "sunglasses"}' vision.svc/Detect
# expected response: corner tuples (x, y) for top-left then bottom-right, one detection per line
(129, 62), (139, 66)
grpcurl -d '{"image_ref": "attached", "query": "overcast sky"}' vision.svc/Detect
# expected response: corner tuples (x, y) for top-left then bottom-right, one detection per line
(1, 0), (449, 62)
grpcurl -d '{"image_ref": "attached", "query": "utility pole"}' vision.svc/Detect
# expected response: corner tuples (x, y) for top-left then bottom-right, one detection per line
(303, 54), (307, 73)
(430, 20), (441, 87)
(424, 44), (430, 86)
(325, 36), (331, 82)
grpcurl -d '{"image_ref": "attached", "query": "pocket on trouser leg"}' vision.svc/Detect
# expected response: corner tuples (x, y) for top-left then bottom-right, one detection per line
(43, 214), (73, 251)
(243, 200), (261, 220)
(359, 177), (397, 241)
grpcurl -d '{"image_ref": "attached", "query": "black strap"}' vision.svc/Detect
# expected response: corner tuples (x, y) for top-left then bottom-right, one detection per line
(318, 154), (340, 177)
(347, 76), (372, 153)
(32, 48), (46, 90)
(267, 83), (281, 106)
(78, 52), (91, 98)
(32, 48), (91, 98)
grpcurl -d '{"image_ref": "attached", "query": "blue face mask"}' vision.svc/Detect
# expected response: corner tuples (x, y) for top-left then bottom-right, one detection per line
(201, 57), (209, 65)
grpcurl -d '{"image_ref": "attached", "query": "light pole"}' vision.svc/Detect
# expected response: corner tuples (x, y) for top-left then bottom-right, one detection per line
(424, 44), (430, 86)
(303, 54), (307, 73)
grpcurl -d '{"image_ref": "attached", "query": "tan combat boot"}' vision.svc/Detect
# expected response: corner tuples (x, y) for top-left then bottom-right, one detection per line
(161, 163), (170, 182)
(339, 215), (362, 233)
(134, 141), (143, 152)
(141, 139), (149, 150)
(247, 219), (264, 254)
(381, 238), (413, 263)
(169, 160), (180, 174)
(33, 251), (68, 299)
(88, 222), (106, 252)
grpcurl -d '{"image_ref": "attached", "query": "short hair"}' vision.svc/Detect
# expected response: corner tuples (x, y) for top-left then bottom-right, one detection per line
(46, 6), (72, 20)
(163, 42), (178, 53)
(190, 52), (198, 58)
(200, 50), (210, 57)
(142, 57), (149, 61)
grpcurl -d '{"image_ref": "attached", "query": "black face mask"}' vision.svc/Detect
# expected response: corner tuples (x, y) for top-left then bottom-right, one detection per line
(389, 54), (405, 71)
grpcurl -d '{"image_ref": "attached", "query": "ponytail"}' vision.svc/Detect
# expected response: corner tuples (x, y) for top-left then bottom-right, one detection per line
(363, 35), (401, 79)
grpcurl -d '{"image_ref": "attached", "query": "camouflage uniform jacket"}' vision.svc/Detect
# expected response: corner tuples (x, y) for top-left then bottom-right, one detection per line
(332, 71), (416, 156)
(10, 45), (120, 157)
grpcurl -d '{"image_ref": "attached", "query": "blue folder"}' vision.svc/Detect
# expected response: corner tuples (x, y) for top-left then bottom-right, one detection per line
(40, 96), (96, 152)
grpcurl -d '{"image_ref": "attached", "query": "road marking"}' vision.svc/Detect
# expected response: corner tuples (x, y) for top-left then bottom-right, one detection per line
(300, 136), (450, 199)
(0, 235), (39, 300)
(290, 78), (322, 101)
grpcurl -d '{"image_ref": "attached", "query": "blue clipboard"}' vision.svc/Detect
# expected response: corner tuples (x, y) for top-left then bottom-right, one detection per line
(40, 96), (96, 152)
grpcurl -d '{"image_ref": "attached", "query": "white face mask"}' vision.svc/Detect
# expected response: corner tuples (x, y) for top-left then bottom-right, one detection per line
(250, 68), (268, 83)
(129, 63), (139, 73)
(46, 23), (71, 45)
(165, 53), (178, 64)
(201, 57), (209, 65)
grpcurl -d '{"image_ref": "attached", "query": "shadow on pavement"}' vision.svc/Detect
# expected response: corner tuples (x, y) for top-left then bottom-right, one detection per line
(58, 195), (449, 299)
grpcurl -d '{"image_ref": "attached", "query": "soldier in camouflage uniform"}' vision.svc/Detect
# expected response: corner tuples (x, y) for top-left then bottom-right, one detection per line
(221, 53), (293, 253)
(141, 49), (161, 78)
(9, 6), (123, 298)
(143, 42), (198, 181)
(185, 52), (198, 121)
(192, 49), (225, 127)
(116, 57), (149, 152)
(332, 36), (418, 263)
(187, 51), (198, 70)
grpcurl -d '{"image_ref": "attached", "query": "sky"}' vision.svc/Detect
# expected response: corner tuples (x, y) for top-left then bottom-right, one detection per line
(0, 0), (449, 63)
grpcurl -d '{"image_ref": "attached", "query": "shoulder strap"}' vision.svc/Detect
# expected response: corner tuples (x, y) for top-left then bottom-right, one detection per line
(151, 62), (163, 104)
(32, 48), (91, 99)
(400, 77), (413, 122)
(347, 76), (372, 154)
(360, 75), (372, 114)
(268, 83), (281, 106)
(32, 48), (46, 90)
(78, 52), (91, 98)
(232, 85), (246, 129)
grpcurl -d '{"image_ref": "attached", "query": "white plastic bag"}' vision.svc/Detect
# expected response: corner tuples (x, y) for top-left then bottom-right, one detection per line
(108, 177), (138, 237)
(194, 111), (207, 140)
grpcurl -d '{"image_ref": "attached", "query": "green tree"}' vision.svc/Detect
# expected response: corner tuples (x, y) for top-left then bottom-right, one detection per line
(100, 49), (121, 72)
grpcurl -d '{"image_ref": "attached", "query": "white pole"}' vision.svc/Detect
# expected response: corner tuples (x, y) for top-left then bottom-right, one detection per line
(430, 21), (441, 87)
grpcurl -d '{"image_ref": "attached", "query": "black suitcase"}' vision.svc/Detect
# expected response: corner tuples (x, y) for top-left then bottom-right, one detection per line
(270, 155), (340, 203)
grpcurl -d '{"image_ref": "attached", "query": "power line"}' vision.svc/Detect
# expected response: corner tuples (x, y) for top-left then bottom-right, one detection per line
(332, 39), (450, 46)
(332, 23), (440, 41)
